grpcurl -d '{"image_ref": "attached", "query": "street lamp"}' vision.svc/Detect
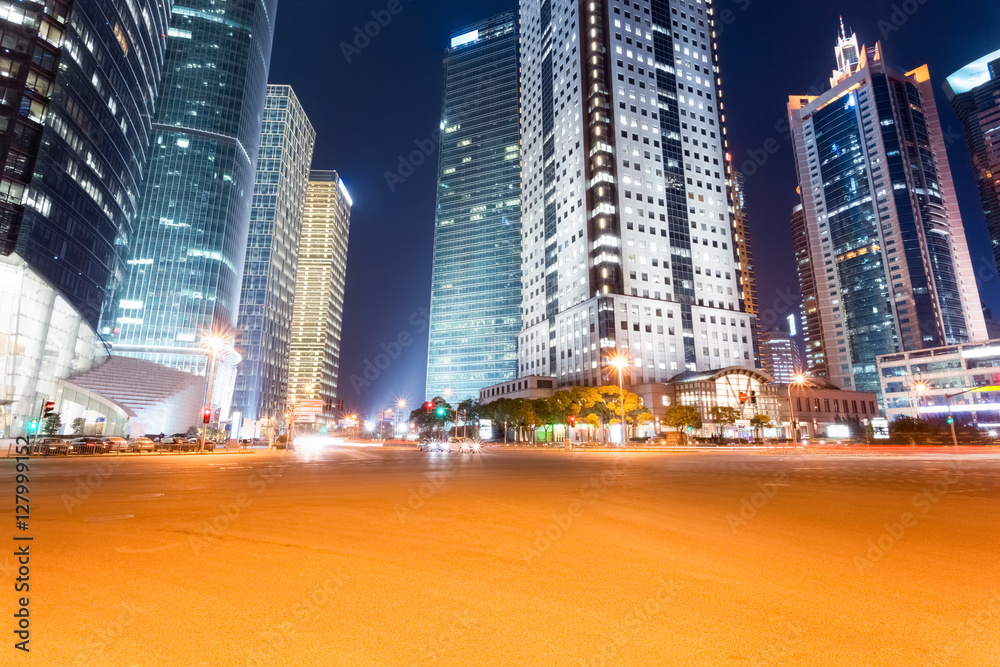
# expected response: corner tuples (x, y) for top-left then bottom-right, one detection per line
(787, 373), (808, 444)
(910, 381), (927, 420)
(397, 399), (407, 437)
(200, 333), (226, 454)
(608, 351), (630, 444)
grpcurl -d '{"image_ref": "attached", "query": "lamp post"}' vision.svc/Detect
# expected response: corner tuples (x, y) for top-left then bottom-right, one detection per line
(941, 385), (1000, 449)
(608, 352), (629, 444)
(397, 399), (406, 438)
(200, 335), (224, 454)
(787, 373), (807, 444)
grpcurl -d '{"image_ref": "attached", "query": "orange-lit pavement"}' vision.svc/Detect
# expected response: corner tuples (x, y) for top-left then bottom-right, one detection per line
(4, 446), (1000, 665)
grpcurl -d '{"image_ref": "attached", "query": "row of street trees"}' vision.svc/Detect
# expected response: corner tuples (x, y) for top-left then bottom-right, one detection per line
(412, 387), (660, 443)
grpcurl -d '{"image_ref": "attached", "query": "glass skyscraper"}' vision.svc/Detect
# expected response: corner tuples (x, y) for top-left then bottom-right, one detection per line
(945, 48), (1000, 276)
(0, 0), (172, 434)
(232, 85), (315, 423)
(106, 0), (278, 419)
(288, 171), (352, 421)
(788, 28), (987, 394)
(425, 13), (522, 401)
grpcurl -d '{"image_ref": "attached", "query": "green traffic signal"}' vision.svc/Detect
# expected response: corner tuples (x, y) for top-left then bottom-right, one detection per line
(947, 416), (955, 425)
(28, 419), (38, 432)
(435, 407), (446, 417)
(319, 427), (328, 433)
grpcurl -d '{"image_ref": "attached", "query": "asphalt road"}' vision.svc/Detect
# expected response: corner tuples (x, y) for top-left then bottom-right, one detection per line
(3, 445), (1000, 666)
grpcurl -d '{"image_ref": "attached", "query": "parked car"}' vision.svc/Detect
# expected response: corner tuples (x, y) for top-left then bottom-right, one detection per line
(68, 437), (106, 454)
(102, 436), (130, 452)
(34, 437), (71, 456)
(129, 437), (155, 453)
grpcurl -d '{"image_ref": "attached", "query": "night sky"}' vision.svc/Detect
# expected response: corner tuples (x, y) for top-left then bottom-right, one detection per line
(268, 0), (1000, 417)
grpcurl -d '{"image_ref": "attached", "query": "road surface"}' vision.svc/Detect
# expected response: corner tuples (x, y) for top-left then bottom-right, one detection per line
(2, 445), (999, 665)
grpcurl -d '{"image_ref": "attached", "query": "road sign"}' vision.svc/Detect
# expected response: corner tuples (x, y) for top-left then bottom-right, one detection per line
(871, 417), (890, 440)
(738, 392), (748, 403)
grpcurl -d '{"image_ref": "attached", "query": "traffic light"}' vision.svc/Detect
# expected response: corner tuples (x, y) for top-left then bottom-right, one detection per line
(28, 419), (38, 433)
(319, 426), (328, 434)
(423, 401), (434, 412)
(435, 406), (446, 418)
(42, 400), (56, 418)
(947, 415), (955, 425)
(336, 400), (344, 411)
(750, 391), (757, 405)
(203, 408), (212, 424)
(324, 399), (332, 413)
(568, 416), (576, 426)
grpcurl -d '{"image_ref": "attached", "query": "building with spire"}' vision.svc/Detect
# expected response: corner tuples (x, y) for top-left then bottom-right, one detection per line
(787, 25), (987, 394)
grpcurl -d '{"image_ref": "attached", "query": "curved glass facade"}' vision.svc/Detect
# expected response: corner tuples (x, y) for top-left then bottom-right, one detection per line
(106, 0), (278, 418)
(426, 13), (522, 401)
(1, 0), (172, 329)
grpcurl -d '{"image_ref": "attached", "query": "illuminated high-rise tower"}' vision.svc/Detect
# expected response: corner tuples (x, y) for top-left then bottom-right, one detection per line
(287, 171), (352, 420)
(232, 85), (315, 423)
(107, 0), (279, 419)
(517, 0), (756, 390)
(0, 0), (172, 434)
(425, 13), (522, 401)
(945, 48), (1000, 275)
(788, 26), (987, 393)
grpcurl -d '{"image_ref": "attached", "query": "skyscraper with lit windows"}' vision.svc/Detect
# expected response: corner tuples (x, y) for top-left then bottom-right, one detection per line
(287, 171), (352, 420)
(106, 0), (278, 419)
(788, 27), (987, 394)
(232, 85), (315, 423)
(517, 0), (756, 391)
(425, 13), (522, 401)
(0, 0), (172, 434)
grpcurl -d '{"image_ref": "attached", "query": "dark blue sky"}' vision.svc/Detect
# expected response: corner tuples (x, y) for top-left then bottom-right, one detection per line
(268, 0), (1000, 418)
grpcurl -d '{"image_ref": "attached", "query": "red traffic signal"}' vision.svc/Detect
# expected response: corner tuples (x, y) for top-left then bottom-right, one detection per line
(423, 401), (434, 411)
(567, 416), (576, 425)
(42, 400), (56, 418)
(203, 408), (212, 424)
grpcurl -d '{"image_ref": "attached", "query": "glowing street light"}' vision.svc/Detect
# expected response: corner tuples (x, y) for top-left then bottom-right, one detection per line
(788, 373), (809, 444)
(608, 352), (630, 443)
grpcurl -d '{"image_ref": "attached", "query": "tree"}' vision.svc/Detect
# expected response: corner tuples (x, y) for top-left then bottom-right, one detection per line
(890, 416), (935, 435)
(749, 414), (773, 439)
(42, 412), (62, 435)
(71, 417), (85, 435)
(408, 397), (454, 438)
(509, 398), (539, 443)
(664, 405), (702, 434)
(709, 406), (741, 432)
(456, 398), (480, 437)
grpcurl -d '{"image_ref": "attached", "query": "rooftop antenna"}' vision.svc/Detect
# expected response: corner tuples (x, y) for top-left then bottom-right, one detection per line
(839, 15), (847, 41)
